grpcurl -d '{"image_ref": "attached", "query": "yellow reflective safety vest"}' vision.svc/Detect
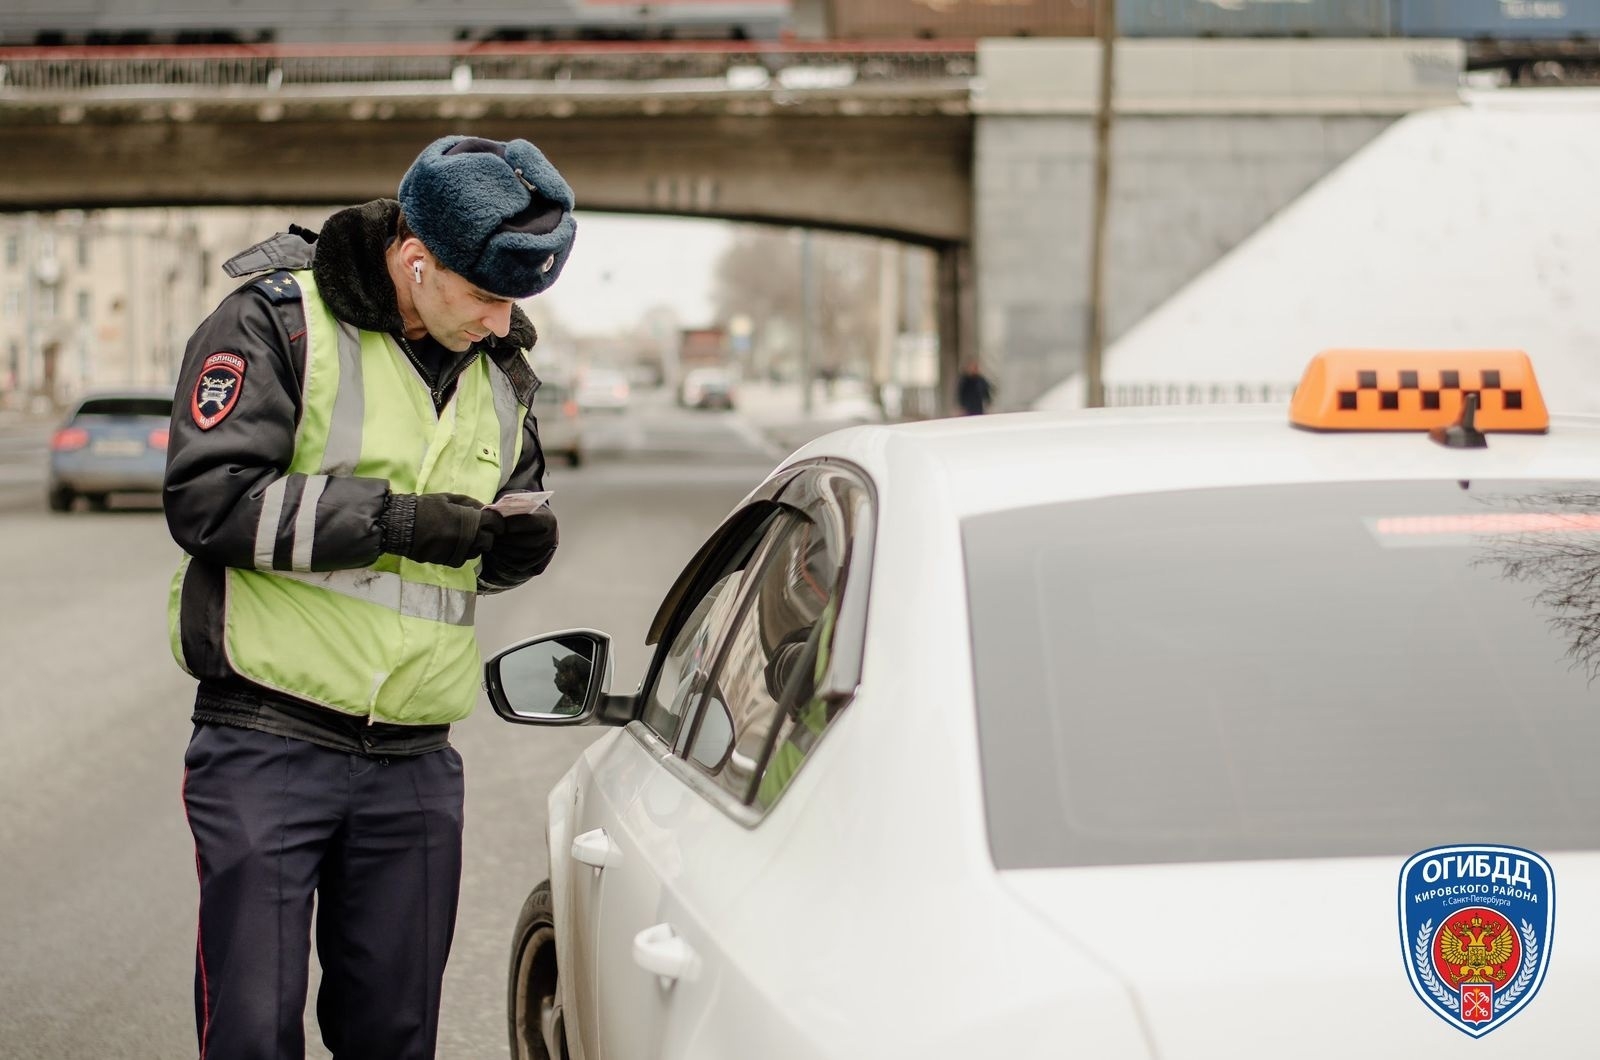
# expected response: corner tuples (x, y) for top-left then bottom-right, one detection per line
(167, 268), (526, 725)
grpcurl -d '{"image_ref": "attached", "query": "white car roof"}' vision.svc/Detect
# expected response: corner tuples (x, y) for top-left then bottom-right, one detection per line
(789, 405), (1600, 518)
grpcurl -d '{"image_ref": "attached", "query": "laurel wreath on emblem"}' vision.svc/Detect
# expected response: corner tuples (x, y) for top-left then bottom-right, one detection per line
(1494, 921), (1539, 1012)
(1413, 918), (1540, 1014)
(1414, 920), (1457, 1010)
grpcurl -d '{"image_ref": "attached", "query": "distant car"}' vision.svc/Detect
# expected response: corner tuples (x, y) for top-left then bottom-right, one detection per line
(533, 380), (585, 468)
(628, 361), (665, 389)
(487, 349), (1598, 1060)
(679, 366), (735, 410)
(47, 391), (172, 511)
(576, 368), (631, 413)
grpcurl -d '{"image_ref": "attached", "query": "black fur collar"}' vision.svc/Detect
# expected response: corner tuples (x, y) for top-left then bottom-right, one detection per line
(311, 198), (537, 352)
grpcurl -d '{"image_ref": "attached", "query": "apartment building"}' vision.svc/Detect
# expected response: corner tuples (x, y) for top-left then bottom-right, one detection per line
(0, 206), (329, 411)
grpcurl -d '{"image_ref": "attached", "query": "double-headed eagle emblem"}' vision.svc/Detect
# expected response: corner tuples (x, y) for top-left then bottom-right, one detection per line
(1441, 914), (1516, 984)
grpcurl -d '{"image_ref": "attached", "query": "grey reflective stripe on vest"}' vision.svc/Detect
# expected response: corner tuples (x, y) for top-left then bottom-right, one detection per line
(320, 319), (365, 476)
(256, 477), (288, 570)
(291, 475), (328, 571)
(274, 569), (477, 626)
(487, 363), (519, 492)
(253, 474), (332, 571)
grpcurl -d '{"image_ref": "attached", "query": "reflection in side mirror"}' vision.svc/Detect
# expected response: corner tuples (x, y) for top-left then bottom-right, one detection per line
(487, 630), (611, 725)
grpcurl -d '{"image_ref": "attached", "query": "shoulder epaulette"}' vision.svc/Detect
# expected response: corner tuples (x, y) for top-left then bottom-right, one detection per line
(254, 270), (304, 305)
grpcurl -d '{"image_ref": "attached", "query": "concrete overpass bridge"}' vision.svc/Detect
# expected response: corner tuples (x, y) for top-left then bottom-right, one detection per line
(0, 38), (1464, 407)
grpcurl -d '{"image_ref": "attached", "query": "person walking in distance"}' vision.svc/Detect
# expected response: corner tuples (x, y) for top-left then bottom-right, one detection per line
(163, 134), (576, 1060)
(956, 358), (994, 415)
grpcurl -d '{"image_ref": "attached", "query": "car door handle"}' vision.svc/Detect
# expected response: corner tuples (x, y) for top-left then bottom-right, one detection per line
(570, 828), (614, 868)
(633, 923), (696, 983)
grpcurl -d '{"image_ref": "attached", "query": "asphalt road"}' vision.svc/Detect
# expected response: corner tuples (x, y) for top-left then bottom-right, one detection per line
(0, 394), (779, 1058)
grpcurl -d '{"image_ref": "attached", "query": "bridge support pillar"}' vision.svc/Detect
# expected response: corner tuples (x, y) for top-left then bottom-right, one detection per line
(936, 242), (976, 416)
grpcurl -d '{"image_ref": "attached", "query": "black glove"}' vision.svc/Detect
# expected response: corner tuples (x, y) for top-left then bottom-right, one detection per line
(381, 492), (505, 568)
(484, 504), (559, 579)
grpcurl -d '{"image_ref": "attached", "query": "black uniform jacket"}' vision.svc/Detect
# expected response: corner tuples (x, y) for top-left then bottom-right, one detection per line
(164, 199), (554, 754)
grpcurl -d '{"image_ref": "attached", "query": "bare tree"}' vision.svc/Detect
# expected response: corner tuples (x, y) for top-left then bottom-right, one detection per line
(1473, 489), (1600, 681)
(711, 226), (881, 381)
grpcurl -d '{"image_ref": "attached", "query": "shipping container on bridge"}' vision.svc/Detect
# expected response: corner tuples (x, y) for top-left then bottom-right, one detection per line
(7, 1), (1600, 51)
(0, 0), (791, 46)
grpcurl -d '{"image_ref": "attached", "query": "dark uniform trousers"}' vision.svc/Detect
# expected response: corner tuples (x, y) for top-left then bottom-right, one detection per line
(182, 723), (465, 1060)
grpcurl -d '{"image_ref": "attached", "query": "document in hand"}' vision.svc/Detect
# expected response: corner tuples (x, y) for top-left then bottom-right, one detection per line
(487, 491), (553, 516)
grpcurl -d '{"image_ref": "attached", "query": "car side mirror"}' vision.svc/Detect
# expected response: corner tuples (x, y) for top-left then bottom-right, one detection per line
(485, 629), (632, 726)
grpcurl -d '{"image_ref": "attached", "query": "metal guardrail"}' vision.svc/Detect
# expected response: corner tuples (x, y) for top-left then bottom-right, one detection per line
(0, 41), (977, 94)
(1103, 381), (1298, 407)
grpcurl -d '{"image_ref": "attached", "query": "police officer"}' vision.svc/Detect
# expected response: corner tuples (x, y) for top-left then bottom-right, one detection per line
(164, 135), (576, 1060)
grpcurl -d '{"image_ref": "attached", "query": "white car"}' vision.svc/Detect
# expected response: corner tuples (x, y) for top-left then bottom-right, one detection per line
(488, 350), (1597, 1060)
(576, 368), (631, 413)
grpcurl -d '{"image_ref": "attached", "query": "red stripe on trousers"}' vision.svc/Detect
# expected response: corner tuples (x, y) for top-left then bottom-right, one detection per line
(182, 767), (212, 1059)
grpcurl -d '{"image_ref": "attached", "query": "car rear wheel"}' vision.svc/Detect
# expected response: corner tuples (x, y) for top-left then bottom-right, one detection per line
(566, 448), (583, 469)
(508, 879), (568, 1060)
(47, 486), (73, 512)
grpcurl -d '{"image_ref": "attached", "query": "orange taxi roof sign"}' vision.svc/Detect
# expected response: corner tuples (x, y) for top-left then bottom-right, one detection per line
(1289, 349), (1548, 433)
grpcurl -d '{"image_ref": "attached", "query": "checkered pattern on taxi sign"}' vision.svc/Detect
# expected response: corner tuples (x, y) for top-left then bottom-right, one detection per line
(1289, 350), (1548, 433)
(1337, 367), (1524, 414)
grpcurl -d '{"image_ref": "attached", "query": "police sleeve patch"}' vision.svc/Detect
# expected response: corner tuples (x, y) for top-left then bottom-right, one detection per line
(192, 352), (245, 430)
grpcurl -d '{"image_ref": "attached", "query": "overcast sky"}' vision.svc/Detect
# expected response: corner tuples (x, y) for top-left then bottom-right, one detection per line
(531, 212), (735, 334)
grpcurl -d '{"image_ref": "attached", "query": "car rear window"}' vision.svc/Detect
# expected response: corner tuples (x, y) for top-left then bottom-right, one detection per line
(965, 480), (1600, 870)
(74, 397), (172, 418)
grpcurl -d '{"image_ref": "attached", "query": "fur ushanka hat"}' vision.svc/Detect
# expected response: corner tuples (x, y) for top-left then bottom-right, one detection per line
(398, 135), (576, 298)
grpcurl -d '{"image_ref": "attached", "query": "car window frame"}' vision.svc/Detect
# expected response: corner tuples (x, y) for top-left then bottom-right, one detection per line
(632, 459), (877, 826)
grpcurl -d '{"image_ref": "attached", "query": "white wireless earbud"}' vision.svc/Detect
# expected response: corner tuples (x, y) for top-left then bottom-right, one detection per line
(412, 261), (423, 284)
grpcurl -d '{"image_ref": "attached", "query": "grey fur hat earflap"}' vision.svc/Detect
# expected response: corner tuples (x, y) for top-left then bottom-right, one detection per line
(398, 135), (576, 298)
